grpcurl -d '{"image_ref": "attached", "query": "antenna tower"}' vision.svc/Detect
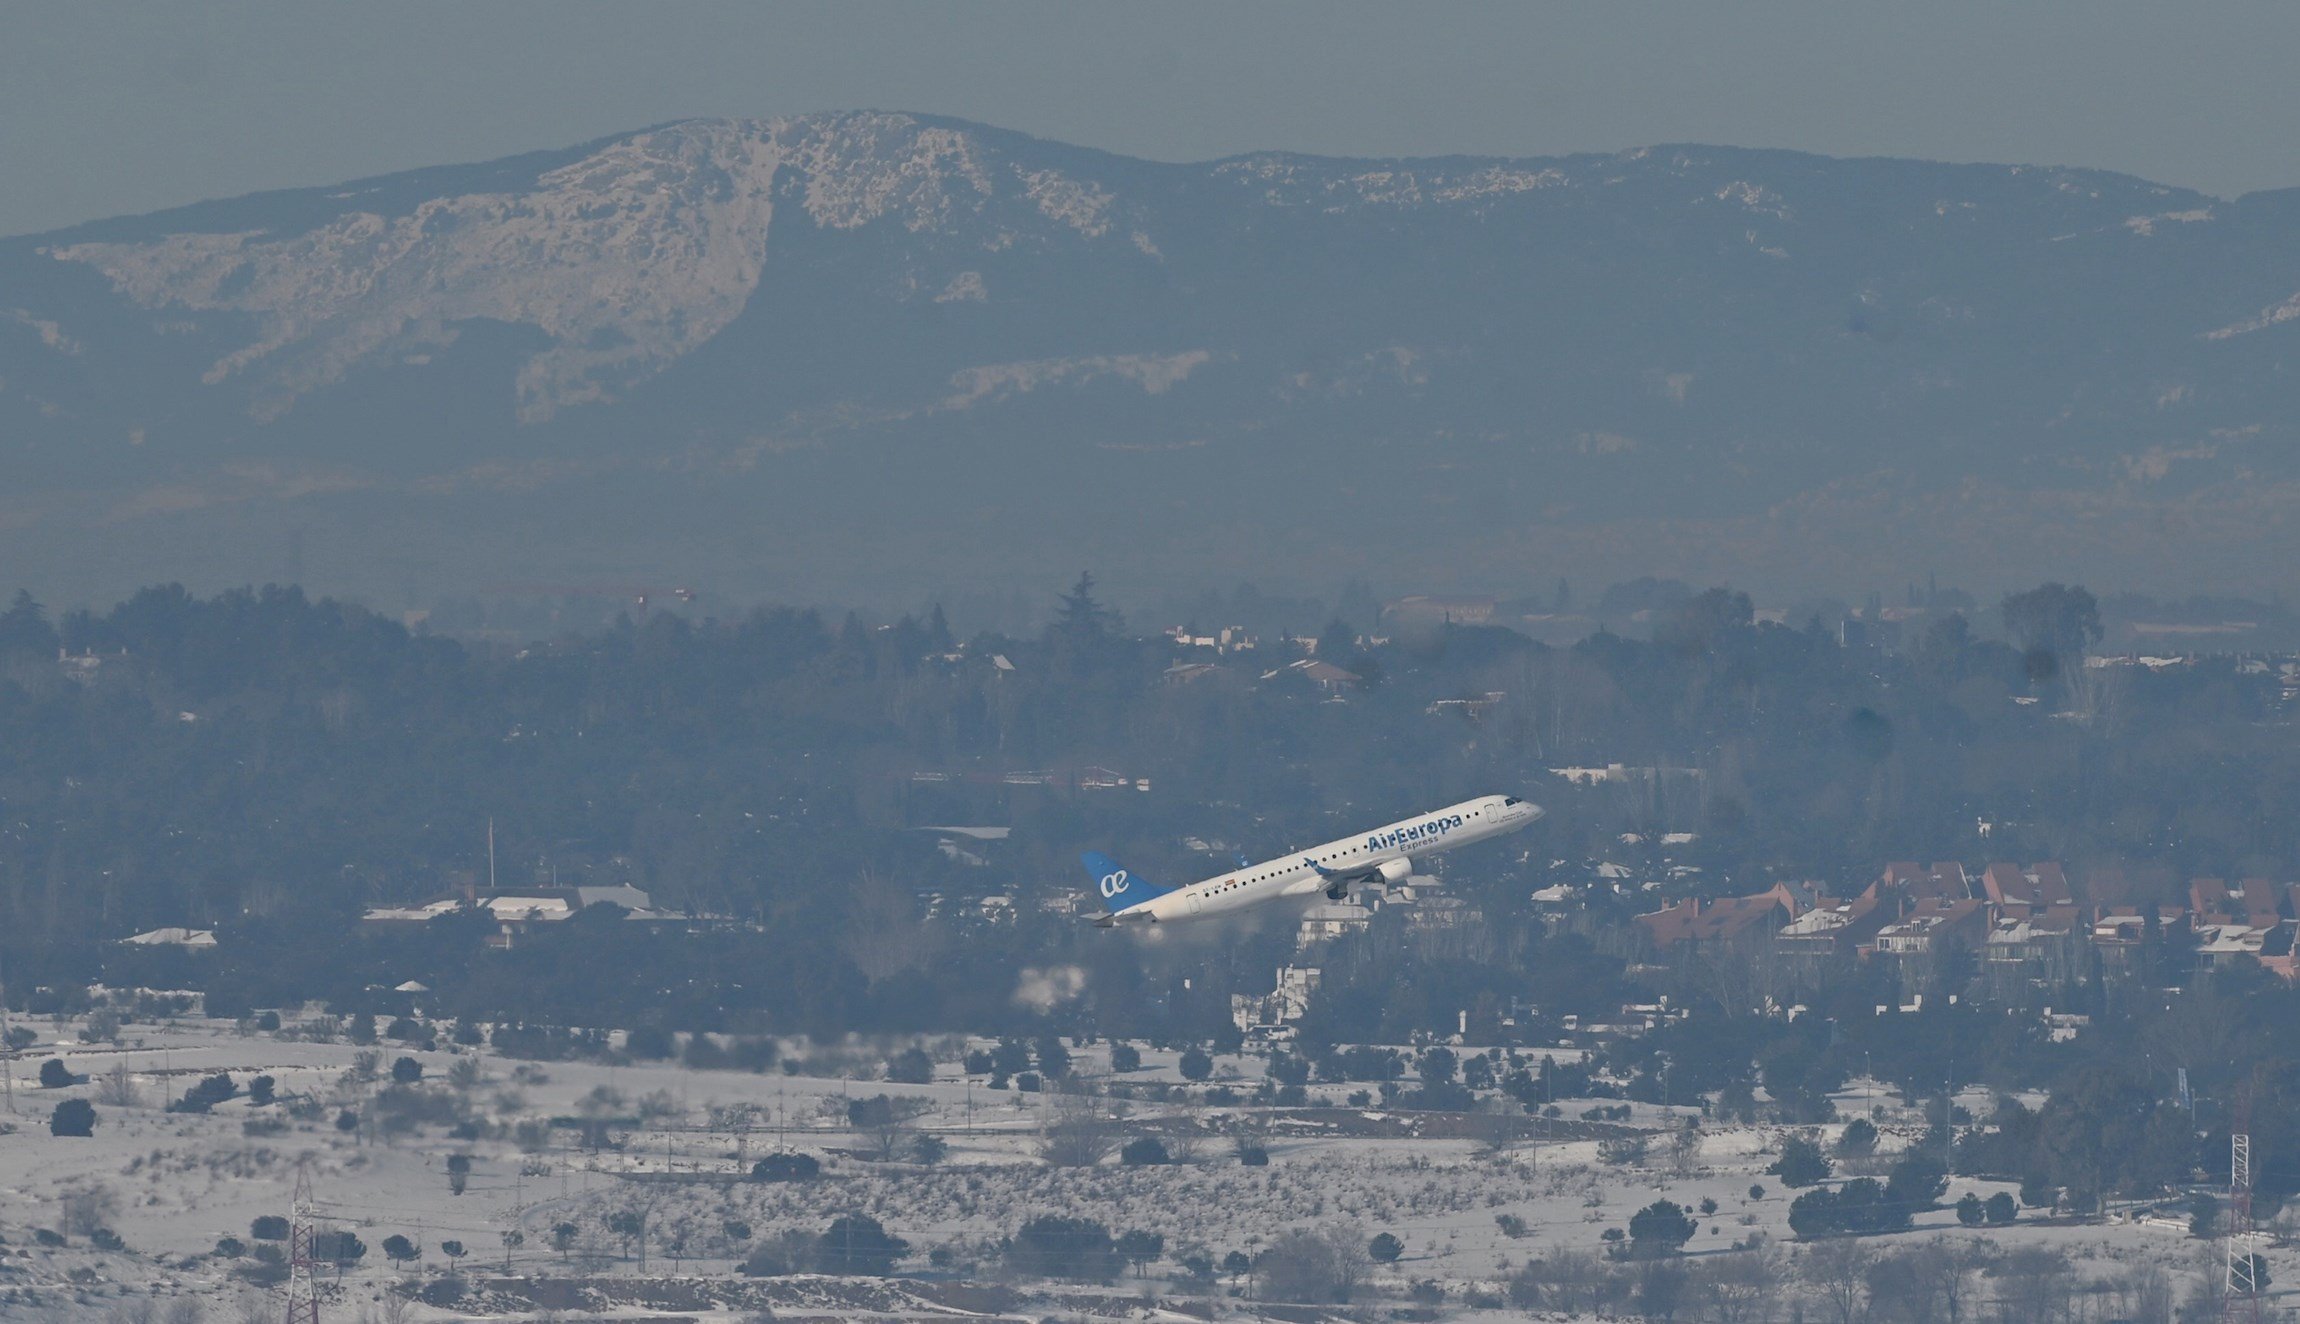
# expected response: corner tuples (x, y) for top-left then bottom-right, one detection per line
(2226, 1082), (2262, 1323)
(286, 1158), (322, 1324)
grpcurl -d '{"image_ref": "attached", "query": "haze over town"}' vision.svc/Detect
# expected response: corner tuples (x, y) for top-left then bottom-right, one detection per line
(5, 6), (2300, 1324)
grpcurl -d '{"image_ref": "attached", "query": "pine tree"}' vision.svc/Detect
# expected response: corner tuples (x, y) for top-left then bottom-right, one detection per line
(1054, 573), (1116, 640)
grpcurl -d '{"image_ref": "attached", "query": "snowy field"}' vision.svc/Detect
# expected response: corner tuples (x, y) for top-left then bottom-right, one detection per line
(0, 1012), (2272, 1321)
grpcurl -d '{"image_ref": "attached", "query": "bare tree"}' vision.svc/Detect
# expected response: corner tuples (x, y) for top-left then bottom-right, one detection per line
(1469, 1100), (1528, 1160)
(1989, 1247), (2074, 1324)
(1255, 1228), (1364, 1304)
(840, 871), (939, 983)
(98, 1060), (140, 1108)
(1799, 1238), (1874, 1324)
(1037, 1092), (1119, 1167)
(59, 1181), (119, 1237)
(1693, 1248), (1782, 1324)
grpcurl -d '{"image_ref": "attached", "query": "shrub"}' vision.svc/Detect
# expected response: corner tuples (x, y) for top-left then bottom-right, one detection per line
(314, 1231), (365, 1269)
(1120, 1136), (1170, 1166)
(1787, 1177), (1908, 1238)
(1769, 1135), (1832, 1188)
(1368, 1231), (1404, 1263)
(1109, 1042), (1141, 1073)
(390, 1056), (423, 1084)
(751, 1152), (821, 1183)
(886, 1047), (935, 1084)
(1985, 1191), (2018, 1225)
(1115, 1228), (1164, 1275)
(1836, 1117), (1879, 1157)
(248, 1075), (276, 1106)
(1007, 1214), (1119, 1281)
(816, 1214), (908, 1275)
(1597, 1135), (1648, 1167)
(1956, 1192), (1986, 1226)
(1884, 1155), (1948, 1212)
(169, 1073), (238, 1114)
(381, 1233), (420, 1266)
(49, 1099), (95, 1137)
(251, 1215), (290, 1241)
(38, 1059), (75, 1089)
(1627, 1201), (1697, 1258)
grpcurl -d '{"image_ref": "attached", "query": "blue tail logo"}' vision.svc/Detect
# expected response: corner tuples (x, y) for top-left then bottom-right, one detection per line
(1082, 851), (1171, 914)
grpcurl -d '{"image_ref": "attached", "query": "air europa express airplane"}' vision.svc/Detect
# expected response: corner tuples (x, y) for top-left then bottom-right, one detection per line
(1083, 794), (1542, 926)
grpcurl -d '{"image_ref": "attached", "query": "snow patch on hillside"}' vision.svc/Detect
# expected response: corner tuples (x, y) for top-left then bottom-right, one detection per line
(2125, 209), (2213, 237)
(53, 122), (788, 423)
(2207, 291), (2300, 340)
(942, 351), (1213, 409)
(2, 307), (79, 355)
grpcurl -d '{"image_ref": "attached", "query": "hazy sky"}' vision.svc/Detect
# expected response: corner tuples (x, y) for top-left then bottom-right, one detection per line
(7, 1), (2299, 238)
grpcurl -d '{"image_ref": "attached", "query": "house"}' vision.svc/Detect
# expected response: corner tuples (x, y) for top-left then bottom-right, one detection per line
(1872, 899), (1986, 956)
(1407, 894), (1483, 931)
(2092, 905), (2191, 972)
(1382, 595), (1497, 628)
(1982, 905), (2088, 994)
(120, 927), (218, 949)
(1636, 884), (1799, 952)
(363, 883), (678, 948)
(1298, 901), (1372, 944)
(1773, 894), (1892, 964)
(1426, 692), (1507, 719)
(1262, 657), (1362, 695)
(1231, 966), (1322, 1039)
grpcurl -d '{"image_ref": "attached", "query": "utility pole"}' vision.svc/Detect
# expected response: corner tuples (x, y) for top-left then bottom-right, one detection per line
(285, 1159), (321, 1324)
(2227, 1083), (2262, 1323)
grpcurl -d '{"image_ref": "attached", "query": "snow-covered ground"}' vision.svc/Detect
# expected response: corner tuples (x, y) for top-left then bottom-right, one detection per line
(0, 1015), (2265, 1321)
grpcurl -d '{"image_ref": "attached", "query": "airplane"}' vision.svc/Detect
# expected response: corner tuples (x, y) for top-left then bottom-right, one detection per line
(1082, 794), (1543, 926)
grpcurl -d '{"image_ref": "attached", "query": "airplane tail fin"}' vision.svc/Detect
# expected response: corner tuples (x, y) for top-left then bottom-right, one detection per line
(1082, 851), (1172, 914)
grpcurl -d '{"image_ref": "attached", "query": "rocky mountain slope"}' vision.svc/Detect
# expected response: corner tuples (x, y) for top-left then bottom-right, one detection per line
(7, 113), (2300, 606)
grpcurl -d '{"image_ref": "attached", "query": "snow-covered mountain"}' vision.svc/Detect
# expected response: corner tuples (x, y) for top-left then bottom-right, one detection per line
(8, 112), (2300, 604)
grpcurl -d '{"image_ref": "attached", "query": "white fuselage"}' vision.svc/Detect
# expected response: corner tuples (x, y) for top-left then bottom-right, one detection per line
(1123, 794), (1541, 923)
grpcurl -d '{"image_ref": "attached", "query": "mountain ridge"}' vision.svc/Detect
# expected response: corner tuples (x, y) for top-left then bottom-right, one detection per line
(6, 112), (2300, 608)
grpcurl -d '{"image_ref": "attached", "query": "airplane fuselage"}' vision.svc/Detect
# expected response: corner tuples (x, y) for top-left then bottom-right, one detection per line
(1115, 794), (1541, 924)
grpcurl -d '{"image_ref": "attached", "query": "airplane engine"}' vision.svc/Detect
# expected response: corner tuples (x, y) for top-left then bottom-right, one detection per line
(1376, 858), (1414, 887)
